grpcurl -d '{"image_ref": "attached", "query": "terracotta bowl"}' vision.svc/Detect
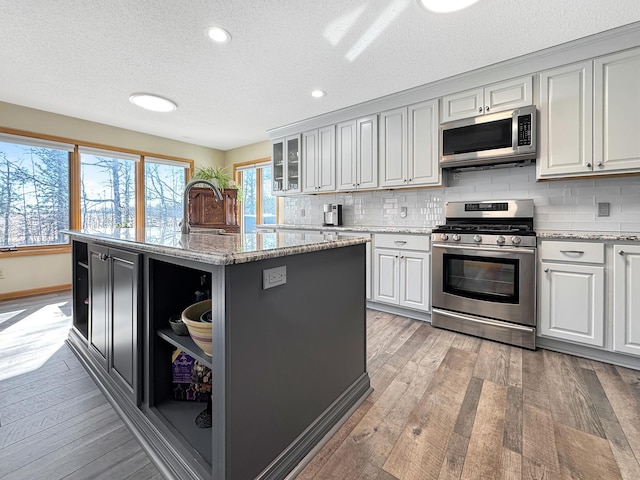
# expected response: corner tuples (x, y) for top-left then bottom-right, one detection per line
(181, 300), (213, 356)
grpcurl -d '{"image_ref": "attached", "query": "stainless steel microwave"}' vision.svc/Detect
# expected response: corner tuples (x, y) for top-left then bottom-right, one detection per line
(439, 105), (537, 169)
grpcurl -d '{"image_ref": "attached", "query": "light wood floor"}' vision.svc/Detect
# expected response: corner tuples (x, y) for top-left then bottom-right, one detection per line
(2, 293), (640, 480)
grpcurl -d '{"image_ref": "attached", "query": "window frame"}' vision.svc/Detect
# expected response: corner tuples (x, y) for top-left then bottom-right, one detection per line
(234, 157), (279, 235)
(0, 127), (194, 257)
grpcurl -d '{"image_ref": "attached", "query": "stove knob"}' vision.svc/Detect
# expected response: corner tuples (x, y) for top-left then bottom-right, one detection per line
(496, 235), (506, 245)
(440, 233), (449, 241)
(512, 236), (522, 245)
(473, 235), (482, 243)
(452, 234), (461, 242)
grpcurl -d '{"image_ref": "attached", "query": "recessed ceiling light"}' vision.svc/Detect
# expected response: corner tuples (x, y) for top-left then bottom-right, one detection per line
(129, 93), (177, 112)
(310, 89), (327, 98)
(417, 0), (479, 13)
(206, 26), (232, 44)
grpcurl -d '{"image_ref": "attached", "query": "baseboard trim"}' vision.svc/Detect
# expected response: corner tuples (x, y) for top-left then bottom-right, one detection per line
(0, 284), (71, 301)
(367, 301), (431, 323)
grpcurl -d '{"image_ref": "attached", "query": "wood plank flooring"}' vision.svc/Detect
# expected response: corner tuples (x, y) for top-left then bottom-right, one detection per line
(2, 293), (640, 480)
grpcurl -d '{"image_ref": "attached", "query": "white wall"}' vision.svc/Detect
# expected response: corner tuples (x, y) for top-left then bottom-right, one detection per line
(283, 165), (640, 233)
(0, 101), (225, 296)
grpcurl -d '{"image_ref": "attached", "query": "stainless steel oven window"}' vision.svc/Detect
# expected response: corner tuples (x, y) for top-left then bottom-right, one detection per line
(443, 254), (518, 303)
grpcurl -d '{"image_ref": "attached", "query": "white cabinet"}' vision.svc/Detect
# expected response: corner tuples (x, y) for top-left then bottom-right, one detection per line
(373, 234), (430, 312)
(336, 115), (378, 191)
(538, 61), (594, 177)
(380, 100), (440, 188)
(441, 76), (532, 122)
(272, 135), (301, 195)
(538, 47), (640, 179)
(538, 241), (605, 347)
(594, 48), (640, 172)
(302, 126), (335, 193)
(613, 244), (640, 355)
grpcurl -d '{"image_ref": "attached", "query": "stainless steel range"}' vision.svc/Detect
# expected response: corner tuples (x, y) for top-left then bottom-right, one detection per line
(431, 199), (537, 349)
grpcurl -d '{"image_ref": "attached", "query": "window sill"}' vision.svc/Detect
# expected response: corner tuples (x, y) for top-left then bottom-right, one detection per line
(0, 244), (71, 258)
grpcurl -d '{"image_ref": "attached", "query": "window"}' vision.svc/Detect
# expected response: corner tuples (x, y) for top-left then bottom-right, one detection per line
(144, 157), (189, 231)
(79, 147), (138, 232)
(0, 134), (73, 248)
(235, 161), (277, 234)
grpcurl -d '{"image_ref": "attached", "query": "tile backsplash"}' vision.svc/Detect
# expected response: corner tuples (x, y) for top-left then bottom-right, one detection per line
(283, 165), (640, 232)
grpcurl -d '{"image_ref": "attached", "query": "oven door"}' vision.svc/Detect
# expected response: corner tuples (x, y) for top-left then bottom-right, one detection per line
(431, 244), (536, 326)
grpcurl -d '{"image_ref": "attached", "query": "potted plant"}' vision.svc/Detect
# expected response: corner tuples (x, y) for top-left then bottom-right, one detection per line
(192, 166), (242, 201)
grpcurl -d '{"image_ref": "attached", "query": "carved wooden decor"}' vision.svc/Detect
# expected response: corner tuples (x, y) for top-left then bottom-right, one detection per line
(188, 187), (240, 233)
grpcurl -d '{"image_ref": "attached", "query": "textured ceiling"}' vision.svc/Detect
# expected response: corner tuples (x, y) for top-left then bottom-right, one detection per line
(1, 1), (640, 151)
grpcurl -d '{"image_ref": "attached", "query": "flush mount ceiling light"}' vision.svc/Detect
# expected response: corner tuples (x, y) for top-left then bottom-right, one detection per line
(206, 26), (232, 44)
(310, 89), (327, 98)
(417, 0), (479, 13)
(129, 93), (177, 112)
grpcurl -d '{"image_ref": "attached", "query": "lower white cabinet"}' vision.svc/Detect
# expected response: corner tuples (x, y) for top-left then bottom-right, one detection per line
(373, 234), (430, 312)
(538, 241), (605, 347)
(613, 244), (640, 355)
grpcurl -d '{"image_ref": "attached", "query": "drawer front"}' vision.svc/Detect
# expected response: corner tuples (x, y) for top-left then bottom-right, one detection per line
(540, 240), (604, 264)
(374, 233), (430, 251)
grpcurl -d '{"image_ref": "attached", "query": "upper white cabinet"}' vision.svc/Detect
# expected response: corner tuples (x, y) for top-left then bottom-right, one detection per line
(594, 48), (640, 172)
(336, 115), (378, 191)
(441, 76), (533, 122)
(272, 135), (301, 195)
(613, 244), (640, 355)
(302, 126), (335, 193)
(538, 61), (593, 177)
(538, 47), (640, 179)
(538, 241), (605, 347)
(380, 100), (440, 188)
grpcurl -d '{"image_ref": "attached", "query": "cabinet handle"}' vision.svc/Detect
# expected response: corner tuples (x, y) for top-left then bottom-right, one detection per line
(586, 162), (592, 168)
(560, 250), (584, 255)
(394, 240), (407, 245)
(98, 253), (109, 261)
(404, 179), (407, 183)
(544, 268), (549, 272)
(485, 106), (490, 112)
(597, 162), (604, 168)
(478, 107), (483, 113)
(619, 250), (625, 256)
(400, 255), (405, 259)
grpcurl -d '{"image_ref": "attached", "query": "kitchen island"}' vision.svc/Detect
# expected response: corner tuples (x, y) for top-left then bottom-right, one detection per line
(64, 228), (371, 480)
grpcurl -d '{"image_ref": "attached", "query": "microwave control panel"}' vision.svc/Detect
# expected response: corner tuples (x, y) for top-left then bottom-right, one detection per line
(517, 114), (532, 146)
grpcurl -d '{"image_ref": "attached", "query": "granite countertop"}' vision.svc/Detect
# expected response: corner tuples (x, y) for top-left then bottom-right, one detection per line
(537, 231), (640, 242)
(256, 224), (433, 235)
(63, 228), (370, 265)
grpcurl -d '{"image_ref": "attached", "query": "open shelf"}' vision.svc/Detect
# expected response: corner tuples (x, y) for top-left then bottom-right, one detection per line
(157, 328), (212, 368)
(152, 399), (213, 467)
(72, 241), (89, 339)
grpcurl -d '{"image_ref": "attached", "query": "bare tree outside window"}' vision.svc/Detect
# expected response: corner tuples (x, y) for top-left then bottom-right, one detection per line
(145, 161), (186, 233)
(0, 141), (70, 247)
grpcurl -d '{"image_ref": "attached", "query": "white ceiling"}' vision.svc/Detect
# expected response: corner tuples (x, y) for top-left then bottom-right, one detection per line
(2, 1), (640, 151)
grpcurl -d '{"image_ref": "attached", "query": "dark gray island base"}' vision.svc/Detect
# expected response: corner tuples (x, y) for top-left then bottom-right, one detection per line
(65, 229), (371, 480)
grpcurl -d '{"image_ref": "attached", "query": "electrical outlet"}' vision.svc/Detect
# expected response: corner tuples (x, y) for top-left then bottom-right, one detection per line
(0, 269), (4, 279)
(597, 202), (610, 217)
(301, 209), (305, 217)
(263, 266), (286, 289)
(400, 206), (407, 218)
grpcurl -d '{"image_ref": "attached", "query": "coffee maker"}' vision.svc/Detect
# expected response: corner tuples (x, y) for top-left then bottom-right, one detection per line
(323, 204), (343, 226)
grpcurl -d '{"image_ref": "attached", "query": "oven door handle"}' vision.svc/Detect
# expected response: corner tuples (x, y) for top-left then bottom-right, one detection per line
(432, 243), (536, 255)
(431, 308), (535, 332)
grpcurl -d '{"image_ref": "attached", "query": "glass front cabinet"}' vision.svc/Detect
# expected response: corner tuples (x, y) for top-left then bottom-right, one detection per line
(272, 135), (301, 195)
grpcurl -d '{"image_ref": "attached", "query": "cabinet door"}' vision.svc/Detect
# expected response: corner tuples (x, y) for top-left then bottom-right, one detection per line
(538, 62), (594, 178)
(594, 48), (640, 173)
(302, 129), (318, 193)
(484, 76), (532, 114)
(441, 87), (483, 122)
(374, 248), (399, 304)
(336, 120), (357, 190)
(613, 245), (640, 355)
(88, 244), (110, 369)
(285, 135), (301, 193)
(380, 107), (408, 188)
(408, 99), (440, 186)
(317, 125), (336, 192)
(272, 138), (285, 194)
(356, 115), (378, 189)
(109, 248), (141, 404)
(399, 251), (430, 312)
(539, 261), (604, 347)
